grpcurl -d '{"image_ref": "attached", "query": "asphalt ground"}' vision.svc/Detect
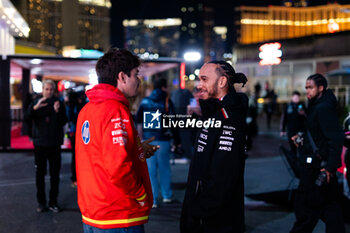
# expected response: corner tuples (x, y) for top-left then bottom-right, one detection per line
(1, 115), (350, 233)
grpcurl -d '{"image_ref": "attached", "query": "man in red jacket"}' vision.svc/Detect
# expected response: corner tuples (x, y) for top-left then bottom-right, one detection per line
(76, 48), (158, 233)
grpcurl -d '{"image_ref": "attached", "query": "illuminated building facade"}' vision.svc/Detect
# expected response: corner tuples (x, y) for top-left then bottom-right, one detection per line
(283, 0), (308, 7)
(123, 18), (182, 58)
(0, 0), (29, 56)
(179, 2), (204, 62)
(237, 4), (350, 44)
(14, 0), (111, 53)
(234, 4), (350, 107)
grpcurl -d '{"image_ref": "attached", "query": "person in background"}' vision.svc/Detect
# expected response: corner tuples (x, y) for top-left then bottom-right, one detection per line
(246, 94), (258, 151)
(186, 87), (202, 153)
(181, 61), (248, 233)
(25, 80), (67, 213)
(290, 73), (345, 233)
(186, 87), (201, 118)
(280, 91), (306, 154)
(66, 90), (86, 187)
(171, 87), (193, 159)
(343, 113), (350, 198)
(136, 77), (181, 208)
(263, 82), (277, 129)
(75, 48), (158, 233)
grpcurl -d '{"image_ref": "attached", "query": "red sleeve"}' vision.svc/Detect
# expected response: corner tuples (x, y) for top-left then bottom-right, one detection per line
(101, 106), (146, 200)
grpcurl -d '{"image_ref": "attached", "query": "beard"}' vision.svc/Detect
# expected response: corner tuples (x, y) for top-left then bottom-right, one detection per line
(308, 91), (322, 104)
(207, 78), (219, 99)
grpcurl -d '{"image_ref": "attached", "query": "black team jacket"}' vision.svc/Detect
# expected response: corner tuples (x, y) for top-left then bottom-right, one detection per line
(302, 89), (343, 173)
(297, 89), (343, 206)
(180, 89), (248, 233)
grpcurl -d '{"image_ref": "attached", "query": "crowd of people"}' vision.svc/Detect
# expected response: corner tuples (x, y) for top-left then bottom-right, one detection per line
(23, 48), (349, 233)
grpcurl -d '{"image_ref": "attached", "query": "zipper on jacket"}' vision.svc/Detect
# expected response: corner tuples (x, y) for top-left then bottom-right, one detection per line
(195, 179), (202, 197)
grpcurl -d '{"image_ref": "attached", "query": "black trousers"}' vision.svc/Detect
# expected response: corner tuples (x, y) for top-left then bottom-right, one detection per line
(290, 188), (345, 233)
(34, 145), (61, 205)
(69, 134), (76, 182)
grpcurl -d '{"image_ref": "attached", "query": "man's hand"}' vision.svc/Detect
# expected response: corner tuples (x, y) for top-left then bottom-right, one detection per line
(53, 101), (60, 113)
(291, 134), (300, 147)
(320, 168), (332, 183)
(142, 136), (160, 159)
(33, 97), (48, 110)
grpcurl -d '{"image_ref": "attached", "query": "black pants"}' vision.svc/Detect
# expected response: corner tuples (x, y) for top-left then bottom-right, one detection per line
(290, 188), (345, 233)
(69, 134), (76, 182)
(34, 145), (61, 205)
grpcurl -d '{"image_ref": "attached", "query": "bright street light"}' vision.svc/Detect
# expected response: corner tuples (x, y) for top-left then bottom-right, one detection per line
(184, 51), (201, 62)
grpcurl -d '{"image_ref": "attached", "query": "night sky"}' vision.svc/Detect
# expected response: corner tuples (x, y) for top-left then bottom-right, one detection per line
(111, 0), (350, 18)
(110, 0), (350, 48)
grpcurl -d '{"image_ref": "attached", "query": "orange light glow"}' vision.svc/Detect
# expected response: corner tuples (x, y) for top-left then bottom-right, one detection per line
(328, 22), (340, 33)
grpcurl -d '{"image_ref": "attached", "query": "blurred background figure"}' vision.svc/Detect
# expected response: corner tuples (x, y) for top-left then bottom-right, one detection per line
(136, 77), (181, 208)
(186, 87), (202, 154)
(343, 113), (350, 199)
(246, 94), (258, 151)
(66, 89), (87, 187)
(171, 87), (193, 159)
(263, 81), (277, 129)
(186, 87), (201, 117)
(24, 80), (67, 213)
(280, 91), (306, 154)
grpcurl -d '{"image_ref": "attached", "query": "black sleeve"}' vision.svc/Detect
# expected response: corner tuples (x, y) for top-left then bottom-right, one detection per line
(318, 104), (344, 172)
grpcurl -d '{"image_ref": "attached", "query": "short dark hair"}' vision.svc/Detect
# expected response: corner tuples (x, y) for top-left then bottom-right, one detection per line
(307, 73), (328, 91)
(95, 48), (140, 86)
(208, 60), (248, 89)
(292, 91), (300, 96)
(154, 78), (167, 90)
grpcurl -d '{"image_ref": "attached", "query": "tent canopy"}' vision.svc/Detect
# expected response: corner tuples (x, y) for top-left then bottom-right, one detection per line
(9, 55), (182, 83)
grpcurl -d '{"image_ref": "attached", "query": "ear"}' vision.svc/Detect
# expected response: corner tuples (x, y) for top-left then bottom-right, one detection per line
(117, 72), (126, 83)
(218, 76), (228, 89)
(318, 85), (324, 93)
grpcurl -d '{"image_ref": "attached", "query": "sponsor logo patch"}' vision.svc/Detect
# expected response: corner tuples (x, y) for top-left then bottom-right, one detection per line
(81, 120), (90, 144)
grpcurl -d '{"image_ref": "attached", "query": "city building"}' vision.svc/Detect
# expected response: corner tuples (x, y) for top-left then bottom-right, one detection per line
(234, 3), (350, 109)
(237, 4), (350, 45)
(123, 18), (182, 58)
(114, 1), (231, 66)
(14, 0), (111, 54)
(0, 0), (29, 57)
(282, 0), (308, 7)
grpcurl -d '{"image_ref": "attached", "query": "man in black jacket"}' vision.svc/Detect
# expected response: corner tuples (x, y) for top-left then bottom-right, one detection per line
(26, 80), (67, 213)
(180, 61), (248, 233)
(280, 91), (306, 154)
(290, 73), (345, 233)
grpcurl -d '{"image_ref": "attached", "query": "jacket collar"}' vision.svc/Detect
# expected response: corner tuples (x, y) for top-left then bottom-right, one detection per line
(199, 88), (246, 118)
(86, 84), (129, 107)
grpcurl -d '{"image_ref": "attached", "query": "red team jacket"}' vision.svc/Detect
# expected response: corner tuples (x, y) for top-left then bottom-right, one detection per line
(75, 84), (153, 229)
